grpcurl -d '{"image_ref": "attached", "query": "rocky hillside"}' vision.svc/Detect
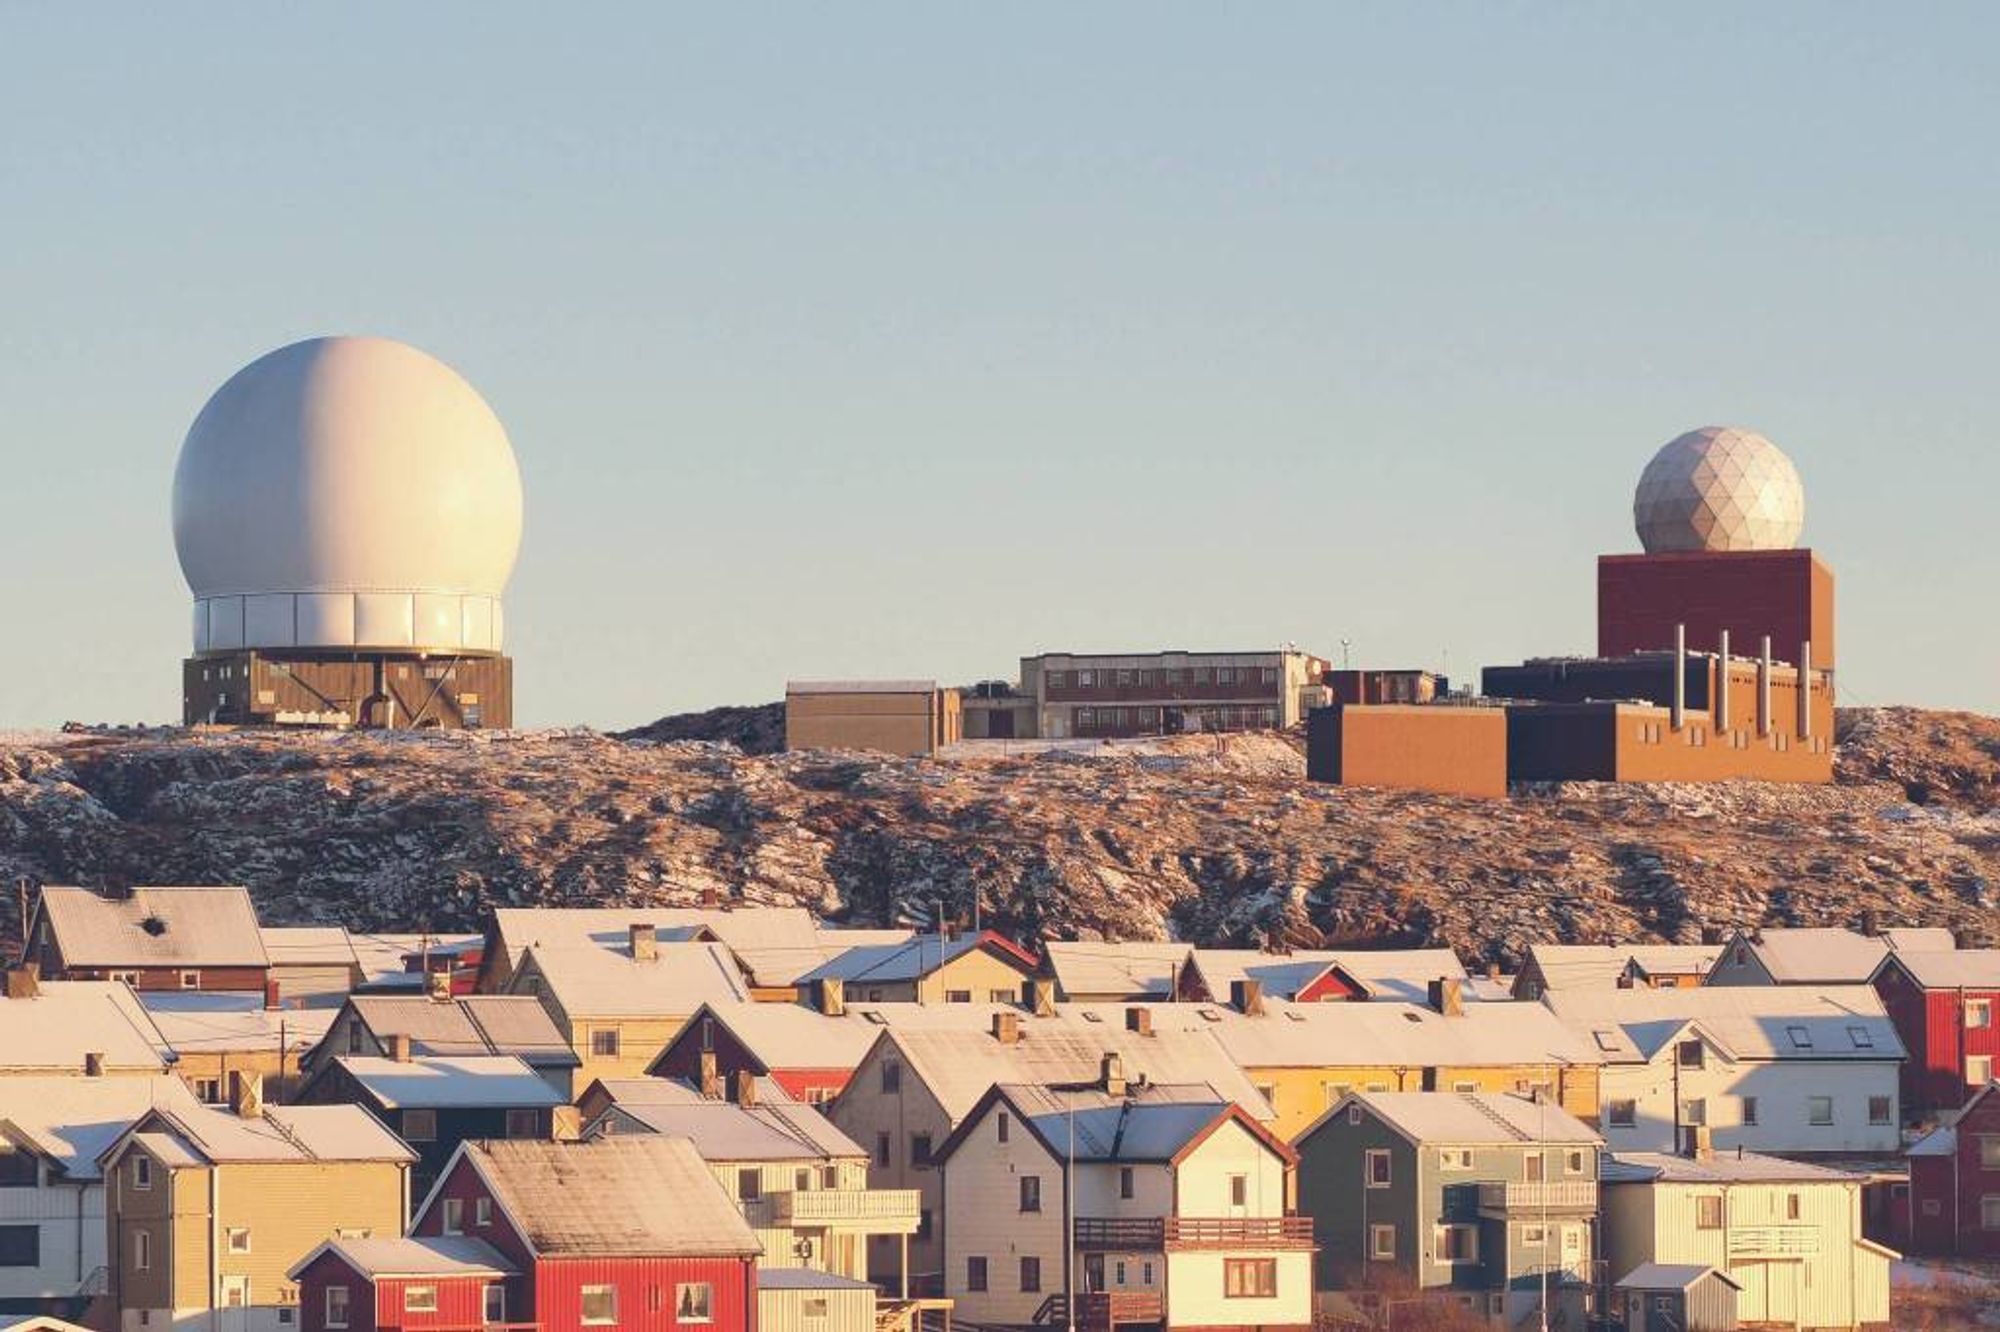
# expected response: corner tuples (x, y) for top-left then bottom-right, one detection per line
(0, 707), (1995, 965)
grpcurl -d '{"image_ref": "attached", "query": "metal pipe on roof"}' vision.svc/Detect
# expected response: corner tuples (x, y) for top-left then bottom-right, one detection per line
(1758, 636), (1772, 738)
(1716, 630), (1731, 734)
(1798, 641), (1813, 741)
(1671, 624), (1686, 731)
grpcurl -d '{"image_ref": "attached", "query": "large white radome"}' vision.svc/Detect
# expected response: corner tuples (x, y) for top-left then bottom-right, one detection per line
(1633, 426), (1804, 554)
(173, 336), (523, 655)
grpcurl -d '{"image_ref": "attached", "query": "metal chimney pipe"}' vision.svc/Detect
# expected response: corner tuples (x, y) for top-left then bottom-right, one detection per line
(1758, 636), (1772, 737)
(1716, 630), (1731, 734)
(1798, 641), (1813, 740)
(1671, 624), (1686, 731)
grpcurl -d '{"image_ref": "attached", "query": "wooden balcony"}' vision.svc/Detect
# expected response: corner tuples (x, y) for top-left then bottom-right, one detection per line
(771, 1187), (923, 1233)
(1073, 1216), (1314, 1251)
(1078, 1291), (1164, 1331)
(1475, 1180), (1597, 1216)
(1729, 1225), (1820, 1258)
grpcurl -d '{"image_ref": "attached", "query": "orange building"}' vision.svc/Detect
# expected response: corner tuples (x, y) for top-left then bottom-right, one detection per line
(1305, 704), (1507, 797)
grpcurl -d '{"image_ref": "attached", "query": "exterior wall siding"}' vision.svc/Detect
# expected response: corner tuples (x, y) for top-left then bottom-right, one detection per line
(533, 1255), (757, 1332)
(938, 1104), (1064, 1325)
(0, 1176), (102, 1301)
(1594, 1055), (1901, 1156)
(1874, 964), (2000, 1115)
(828, 1041), (954, 1287)
(757, 1284), (874, 1332)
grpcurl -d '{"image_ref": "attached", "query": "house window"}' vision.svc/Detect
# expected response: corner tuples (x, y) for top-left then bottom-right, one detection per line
(443, 1199), (464, 1234)
(1142, 1261), (1154, 1284)
(1695, 1196), (1724, 1230)
(1223, 1258), (1278, 1297)
(485, 1285), (505, 1324)
(581, 1284), (618, 1324)
(225, 1227), (251, 1254)
(132, 1156), (153, 1190)
(1520, 1224), (1546, 1247)
(1524, 1154), (1545, 1183)
(179, 971), (201, 990)
(192, 1078), (223, 1104)
(1969, 1056), (1994, 1087)
(1980, 1136), (2000, 1169)
(134, 1229), (151, 1270)
(403, 1109), (438, 1142)
(738, 1169), (762, 1201)
(0, 1149), (36, 1188)
(1565, 1150), (1586, 1175)
(591, 1029), (621, 1058)
(0, 1225), (39, 1268)
(1869, 1096), (1893, 1126)
(966, 1257), (988, 1291)
(1229, 1174), (1248, 1207)
(1369, 1225), (1395, 1260)
(945, 990), (972, 1004)
(1682, 1099), (1706, 1127)
(347, 1026), (366, 1054)
(1786, 1193), (1802, 1220)
(875, 1132), (891, 1166)
(1741, 1097), (1759, 1126)
(1808, 1096), (1834, 1126)
(1439, 1149), (1472, 1171)
(1365, 1150), (1392, 1188)
(1019, 1256), (1041, 1293)
(1606, 1100), (1636, 1128)
(506, 1108), (540, 1138)
(675, 1283), (713, 1324)
(222, 1277), (250, 1309)
(1020, 1175), (1042, 1212)
(1114, 1261), (1127, 1285)
(1119, 1167), (1135, 1199)
(325, 1287), (350, 1329)
(1433, 1226), (1478, 1264)
(796, 1168), (814, 1192)
(881, 1062), (902, 1094)
(911, 1134), (934, 1167)
(1983, 1198), (2000, 1232)
(1968, 1000), (1993, 1029)
(405, 1286), (438, 1313)
(997, 1113), (1009, 1143)
(1923, 1199), (1943, 1217)
(475, 1197), (492, 1227)
(989, 989), (1017, 1003)
(1676, 1039), (1704, 1069)
(701, 1018), (714, 1051)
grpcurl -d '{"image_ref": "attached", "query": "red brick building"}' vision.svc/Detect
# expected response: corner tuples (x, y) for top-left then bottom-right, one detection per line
(1598, 548), (1835, 666)
(410, 1136), (761, 1332)
(1871, 949), (2000, 1117)
(1906, 1083), (2000, 1255)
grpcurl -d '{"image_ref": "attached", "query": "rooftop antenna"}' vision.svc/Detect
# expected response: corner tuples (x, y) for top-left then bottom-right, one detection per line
(1339, 640), (1352, 670)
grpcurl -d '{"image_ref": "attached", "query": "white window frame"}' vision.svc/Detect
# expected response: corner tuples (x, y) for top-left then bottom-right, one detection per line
(404, 1285), (438, 1313)
(225, 1227), (251, 1254)
(1434, 1224), (1478, 1264)
(1808, 1096), (1834, 1127)
(675, 1282), (714, 1324)
(475, 1197), (493, 1227)
(580, 1284), (618, 1326)
(1365, 1149), (1392, 1189)
(132, 1156), (153, 1190)
(134, 1228), (151, 1271)
(222, 1276), (250, 1309)
(443, 1198), (464, 1235)
(179, 971), (201, 990)
(1438, 1148), (1473, 1171)
(1369, 1224), (1395, 1260)
(1969, 1055), (1994, 1087)
(325, 1286), (350, 1330)
(484, 1284), (505, 1324)
(1968, 999), (1993, 1030)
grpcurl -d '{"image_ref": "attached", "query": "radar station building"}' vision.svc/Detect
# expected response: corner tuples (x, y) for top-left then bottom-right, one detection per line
(784, 680), (962, 757)
(172, 337), (523, 729)
(992, 648), (1336, 740)
(1310, 426), (1836, 793)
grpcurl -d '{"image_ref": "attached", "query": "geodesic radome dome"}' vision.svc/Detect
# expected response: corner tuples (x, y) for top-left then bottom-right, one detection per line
(1633, 426), (1804, 554)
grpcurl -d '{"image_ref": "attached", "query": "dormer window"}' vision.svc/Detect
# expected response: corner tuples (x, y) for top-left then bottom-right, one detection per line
(1786, 1026), (1813, 1049)
(1848, 1025), (1874, 1049)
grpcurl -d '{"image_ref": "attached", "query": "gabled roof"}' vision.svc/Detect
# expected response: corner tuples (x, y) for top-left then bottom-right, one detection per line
(141, 992), (334, 1058)
(289, 1236), (517, 1281)
(35, 886), (268, 968)
(1045, 942), (1190, 1001)
(0, 981), (174, 1072)
(1613, 1263), (1742, 1293)
(486, 906), (894, 989)
(0, 1076), (205, 1179)
(1181, 950), (1341, 1003)
(1712, 928), (1888, 985)
(1909, 1082), (2000, 1157)
(348, 933), (483, 990)
(1322, 949), (1471, 1003)
(648, 1002), (878, 1076)
(1873, 948), (2000, 991)
(588, 1093), (862, 1161)
(1313, 1091), (1601, 1149)
(104, 1102), (415, 1167)
(436, 1137), (760, 1257)
(322, 1055), (567, 1110)
(1522, 944), (1720, 993)
(1603, 1150), (1857, 1185)
(339, 995), (578, 1067)
(800, 931), (1037, 986)
(512, 941), (750, 1018)
(1883, 927), (1957, 954)
(1545, 985), (1904, 1064)
(852, 1006), (1274, 1123)
(937, 1082), (1286, 1168)
(259, 927), (360, 969)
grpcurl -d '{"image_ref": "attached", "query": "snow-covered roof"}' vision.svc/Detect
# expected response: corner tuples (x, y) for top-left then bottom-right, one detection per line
(800, 932), (1035, 986)
(1603, 1150), (1858, 1185)
(0, 1076), (205, 1179)
(592, 1095), (862, 1161)
(36, 886), (268, 968)
(110, 1102), (415, 1167)
(329, 1055), (566, 1110)
(1045, 941), (1189, 1000)
(981, 1083), (1241, 1163)
(0, 981), (174, 1073)
(513, 941), (749, 1018)
(141, 992), (333, 1056)
(654, 1002), (878, 1073)
(1715, 928), (1888, 984)
(341, 995), (577, 1066)
(290, 1236), (517, 1281)
(259, 926), (359, 969)
(1613, 1263), (1741, 1292)
(1545, 985), (1904, 1064)
(488, 906), (884, 989)
(1878, 948), (2000, 990)
(1326, 1091), (1600, 1147)
(1523, 943), (1719, 992)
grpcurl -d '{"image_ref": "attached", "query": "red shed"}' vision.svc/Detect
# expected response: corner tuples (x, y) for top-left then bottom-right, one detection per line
(1907, 1081), (2000, 1255)
(290, 1236), (520, 1332)
(1871, 948), (2000, 1116)
(411, 1136), (762, 1332)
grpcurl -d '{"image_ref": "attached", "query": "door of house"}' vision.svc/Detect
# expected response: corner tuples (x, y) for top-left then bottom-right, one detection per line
(1084, 1254), (1106, 1292)
(1560, 1223), (1584, 1276)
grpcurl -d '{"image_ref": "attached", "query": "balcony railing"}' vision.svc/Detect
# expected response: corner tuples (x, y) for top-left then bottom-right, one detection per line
(1729, 1225), (1820, 1258)
(1073, 1216), (1314, 1250)
(1476, 1180), (1598, 1215)
(771, 1187), (923, 1231)
(1077, 1291), (1164, 1331)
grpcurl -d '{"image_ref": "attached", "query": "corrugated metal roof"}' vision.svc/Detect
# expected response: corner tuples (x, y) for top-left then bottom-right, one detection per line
(597, 1097), (863, 1161)
(1545, 984), (1904, 1063)
(294, 1236), (518, 1279)
(757, 1269), (875, 1291)
(0, 1075), (206, 1179)
(1732, 928), (1889, 984)
(118, 1102), (415, 1165)
(1603, 1150), (1856, 1184)
(37, 886), (268, 968)
(1524, 944), (1723, 993)
(1337, 1091), (1601, 1147)
(0, 981), (174, 1072)
(344, 995), (577, 1065)
(464, 1137), (761, 1257)
(513, 941), (750, 1018)
(332, 1055), (567, 1110)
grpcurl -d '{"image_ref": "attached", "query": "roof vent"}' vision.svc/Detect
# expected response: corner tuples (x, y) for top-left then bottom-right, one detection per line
(140, 915), (168, 937)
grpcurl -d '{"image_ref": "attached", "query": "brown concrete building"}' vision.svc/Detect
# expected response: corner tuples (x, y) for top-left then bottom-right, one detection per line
(183, 649), (512, 729)
(784, 680), (962, 757)
(1305, 704), (1507, 798)
(1324, 668), (1448, 705)
(1598, 547), (1834, 667)
(1014, 649), (1333, 740)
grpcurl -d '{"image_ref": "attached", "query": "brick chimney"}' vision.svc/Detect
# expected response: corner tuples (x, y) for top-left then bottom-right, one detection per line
(387, 1033), (412, 1063)
(230, 1071), (263, 1119)
(629, 922), (658, 963)
(1100, 1053), (1127, 1098)
(1026, 978), (1057, 1018)
(1231, 979), (1265, 1017)
(1125, 1007), (1153, 1037)
(815, 978), (846, 1017)
(732, 1070), (758, 1108)
(426, 969), (453, 1001)
(700, 888), (719, 909)
(1485, 962), (1502, 981)
(992, 1011), (1021, 1045)
(264, 979), (283, 1011)
(1428, 977), (1464, 1018)
(5, 965), (39, 1000)
(84, 1051), (105, 1077)
(699, 1050), (722, 1099)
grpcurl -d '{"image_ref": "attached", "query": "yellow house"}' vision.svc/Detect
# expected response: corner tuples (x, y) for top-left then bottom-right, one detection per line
(1076, 987), (1603, 1141)
(139, 994), (334, 1105)
(503, 933), (752, 1084)
(99, 1073), (414, 1332)
(799, 933), (1038, 1006)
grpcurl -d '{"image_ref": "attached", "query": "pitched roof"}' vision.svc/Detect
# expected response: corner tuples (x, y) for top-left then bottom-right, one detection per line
(140, 992), (334, 1057)
(1613, 1263), (1742, 1293)
(0, 981), (174, 1072)
(289, 1236), (517, 1281)
(1603, 1150), (1858, 1185)
(0, 1075), (206, 1179)
(259, 927), (360, 969)
(800, 932), (1036, 986)
(1545, 985), (1904, 1063)
(342, 995), (578, 1066)
(514, 941), (750, 1018)
(36, 886), (268, 968)
(1718, 928), (1888, 984)
(1325, 1092), (1601, 1148)
(451, 1137), (760, 1257)
(110, 1102), (416, 1166)
(968, 1083), (1248, 1163)
(348, 933), (484, 990)
(1877, 949), (2000, 990)
(1522, 944), (1720, 993)
(757, 1269), (876, 1291)
(650, 1003), (878, 1075)
(1325, 948), (1470, 1003)
(1045, 942), (1190, 1000)
(328, 1055), (566, 1110)
(591, 1094), (862, 1161)
(487, 907), (885, 989)
(1883, 927), (1957, 954)
(854, 1005), (1273, 1123)
(1183, 951), (1342, 1003)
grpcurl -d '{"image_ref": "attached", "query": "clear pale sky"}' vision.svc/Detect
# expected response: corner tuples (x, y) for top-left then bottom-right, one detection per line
(3, 6), (1995, 729)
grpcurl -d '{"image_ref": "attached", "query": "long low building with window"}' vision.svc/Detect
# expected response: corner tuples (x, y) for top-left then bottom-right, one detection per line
(964, 649), (1334, 740)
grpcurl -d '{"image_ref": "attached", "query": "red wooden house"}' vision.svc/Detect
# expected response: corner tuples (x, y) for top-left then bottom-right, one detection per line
(291, 1236), (521, 1332)
(408, 1136), (762, 1332)
(1906, 1081), (2000, 1255)
(1870, 948), (2000, 1115)
(645, 1002), (877, 1105)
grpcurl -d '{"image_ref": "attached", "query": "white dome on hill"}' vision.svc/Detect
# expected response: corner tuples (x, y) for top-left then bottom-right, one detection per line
(172, 336), (523, 655)
(1634, 426), (1804, 554)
